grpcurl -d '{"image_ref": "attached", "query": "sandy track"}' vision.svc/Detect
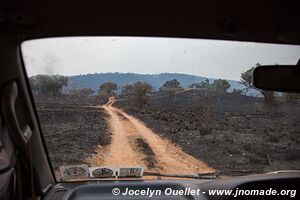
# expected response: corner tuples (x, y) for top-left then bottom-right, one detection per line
(89, 98), (214, 174)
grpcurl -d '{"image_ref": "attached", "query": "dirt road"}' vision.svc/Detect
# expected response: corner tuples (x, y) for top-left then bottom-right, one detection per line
(88, 97), (214, 174)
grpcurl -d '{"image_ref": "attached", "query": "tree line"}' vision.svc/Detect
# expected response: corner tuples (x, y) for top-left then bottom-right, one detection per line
(29, 64), (300, 106)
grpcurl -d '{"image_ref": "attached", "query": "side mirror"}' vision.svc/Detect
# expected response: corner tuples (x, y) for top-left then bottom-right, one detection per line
(253, 65), (300, 93)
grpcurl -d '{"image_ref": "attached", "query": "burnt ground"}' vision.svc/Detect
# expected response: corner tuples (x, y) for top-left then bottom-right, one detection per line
(35, 102), (111, 172)
(115, 89), (300, 173)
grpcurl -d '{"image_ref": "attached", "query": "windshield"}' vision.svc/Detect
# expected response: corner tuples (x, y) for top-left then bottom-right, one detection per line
(21, 37), (300, 181)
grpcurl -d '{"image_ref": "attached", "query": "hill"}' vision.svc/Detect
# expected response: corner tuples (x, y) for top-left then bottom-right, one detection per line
(67, 72), (259, 96)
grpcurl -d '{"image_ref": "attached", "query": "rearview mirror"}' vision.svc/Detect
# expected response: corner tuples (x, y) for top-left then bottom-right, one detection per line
(253, 65), (300, 93)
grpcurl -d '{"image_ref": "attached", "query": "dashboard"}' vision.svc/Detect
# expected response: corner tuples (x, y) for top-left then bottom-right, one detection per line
(43, 173), (300, 200)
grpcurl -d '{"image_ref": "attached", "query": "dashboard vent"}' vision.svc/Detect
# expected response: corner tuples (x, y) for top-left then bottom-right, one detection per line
(49, 189), (68, 200)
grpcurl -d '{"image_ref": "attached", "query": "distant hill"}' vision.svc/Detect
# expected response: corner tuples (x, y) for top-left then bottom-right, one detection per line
(67, 72), (259, 96)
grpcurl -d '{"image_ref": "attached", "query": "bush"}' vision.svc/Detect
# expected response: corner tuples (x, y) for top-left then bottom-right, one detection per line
(122, 81), (153, 108)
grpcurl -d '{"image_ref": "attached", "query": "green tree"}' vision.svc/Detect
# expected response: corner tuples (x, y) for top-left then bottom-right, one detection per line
(159, 79), (183, 104)
(240, 63), (275, 104)
(211, 79), (231, 92)
(122, 82), (153, 108)
(161, 79), (181, 88)
(189, 79), (210, 89)
(189, 78), (230, 92)
(99, 82), (117, 96)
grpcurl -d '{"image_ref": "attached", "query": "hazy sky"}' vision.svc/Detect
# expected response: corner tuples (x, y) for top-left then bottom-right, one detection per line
(21, 37), (300, 81)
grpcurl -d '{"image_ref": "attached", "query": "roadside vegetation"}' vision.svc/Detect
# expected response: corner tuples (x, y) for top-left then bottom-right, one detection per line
(189, 78), (231, 92)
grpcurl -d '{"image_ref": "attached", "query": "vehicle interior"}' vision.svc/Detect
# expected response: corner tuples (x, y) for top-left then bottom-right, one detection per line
(0, 0), (300, 200)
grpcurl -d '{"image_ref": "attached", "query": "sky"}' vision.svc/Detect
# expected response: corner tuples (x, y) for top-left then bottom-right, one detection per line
(21, 37), (300, 81)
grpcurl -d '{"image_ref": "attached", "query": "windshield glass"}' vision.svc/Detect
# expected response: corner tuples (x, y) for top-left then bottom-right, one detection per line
(21, 37), (300, 181)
